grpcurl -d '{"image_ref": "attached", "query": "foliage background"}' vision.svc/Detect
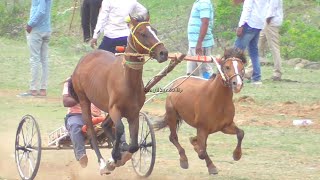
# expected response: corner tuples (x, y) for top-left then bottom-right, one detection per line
(0, 0), (319, 61)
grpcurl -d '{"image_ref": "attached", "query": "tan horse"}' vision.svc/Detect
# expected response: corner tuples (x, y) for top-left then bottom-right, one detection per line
(154, 48), (247, 175)
(68, 15), (168, 174)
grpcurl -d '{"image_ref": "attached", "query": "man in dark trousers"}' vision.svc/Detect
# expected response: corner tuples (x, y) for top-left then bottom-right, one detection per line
(81, 0), (102, 43)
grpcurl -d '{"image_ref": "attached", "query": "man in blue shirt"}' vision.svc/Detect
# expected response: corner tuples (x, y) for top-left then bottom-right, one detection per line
(187, 0), (214, 79)
(19, 0), (52, 97)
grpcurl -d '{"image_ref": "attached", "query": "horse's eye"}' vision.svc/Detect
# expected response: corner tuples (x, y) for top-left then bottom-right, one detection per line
(225, 66), (230, 71)
(140, 32), (147, 37)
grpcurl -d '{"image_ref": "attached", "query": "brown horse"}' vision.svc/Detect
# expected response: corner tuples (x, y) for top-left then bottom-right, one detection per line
(154, 48), (247, 175)
(68, 15), (168, 174)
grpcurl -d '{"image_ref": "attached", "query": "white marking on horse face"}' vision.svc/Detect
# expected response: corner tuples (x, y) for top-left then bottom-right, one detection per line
(232, 60), (242, 85)
(147, 26), (160, 42)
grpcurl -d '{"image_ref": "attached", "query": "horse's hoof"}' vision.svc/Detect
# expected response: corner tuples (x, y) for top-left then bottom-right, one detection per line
(233, 150), (242, 161)
(180, 160), (189, 169)
(128, 145), (139, 153)
(106, 158), (116, 171)
(114, 152), (132, 167)
(208, 167), (218, 175)
(112, 149), (122, 161)
(99, 158), (112, 175)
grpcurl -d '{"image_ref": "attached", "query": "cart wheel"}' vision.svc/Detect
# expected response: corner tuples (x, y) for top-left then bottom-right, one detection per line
(131, 112), (156, 177)
(15, 115), (41, 180)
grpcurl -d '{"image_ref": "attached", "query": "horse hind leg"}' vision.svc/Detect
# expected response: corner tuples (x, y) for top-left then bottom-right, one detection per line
(166, 111), (189, 169)
(221, 122), (244, 161)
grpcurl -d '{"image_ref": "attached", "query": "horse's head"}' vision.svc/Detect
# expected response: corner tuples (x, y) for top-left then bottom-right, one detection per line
(220, 48), (247, 93)
(128, 14), (168, 63)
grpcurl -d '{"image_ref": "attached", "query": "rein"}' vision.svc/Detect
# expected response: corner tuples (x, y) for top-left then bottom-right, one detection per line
(117, 21), (163, 70)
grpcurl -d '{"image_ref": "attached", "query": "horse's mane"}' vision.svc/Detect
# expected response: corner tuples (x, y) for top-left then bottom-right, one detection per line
(222, 48), (247, 64)
(209, 48), (247, 79)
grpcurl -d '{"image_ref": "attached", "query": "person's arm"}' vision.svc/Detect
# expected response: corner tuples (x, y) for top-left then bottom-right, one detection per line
(237, 0), (253, 37)
(91, 0), (111, 48)
(63, 94), (78, 107)
(195, 1), (212, 55)
(266, 0), (277, 24)
(26, 0), (47, 33)
(196, 18), (209, 55)
(62, 80), (78, 107)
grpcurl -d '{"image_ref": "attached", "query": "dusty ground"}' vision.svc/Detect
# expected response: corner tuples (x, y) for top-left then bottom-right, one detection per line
(0, 91), (319, 180)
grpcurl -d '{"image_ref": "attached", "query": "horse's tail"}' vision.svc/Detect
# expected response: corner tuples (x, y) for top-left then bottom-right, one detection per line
(153, 114), (168, 131)
(153, 113), (183, 131)
(67, 77), (79, 102)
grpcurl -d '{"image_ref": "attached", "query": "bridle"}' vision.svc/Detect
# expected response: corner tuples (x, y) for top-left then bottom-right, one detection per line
(130, 21), (163, 55)
(122, 21), (164, 70)
(212, 57), (245, 87)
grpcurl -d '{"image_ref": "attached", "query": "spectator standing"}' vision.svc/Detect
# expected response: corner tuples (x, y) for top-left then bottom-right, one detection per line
(234, 0), (268, 84)
(19, 0), (52, 97)
(90, 0), (148, 53)
(258, 0), (284, 81)
(186, 0), (214, 79)
(81, 0), (102, 43)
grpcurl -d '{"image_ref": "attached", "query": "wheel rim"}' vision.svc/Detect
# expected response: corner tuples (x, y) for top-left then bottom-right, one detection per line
(131, 112), (156, 177)
(15, 115), (41, 180)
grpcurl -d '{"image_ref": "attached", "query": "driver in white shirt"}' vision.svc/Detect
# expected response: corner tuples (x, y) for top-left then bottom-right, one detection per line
(90, 0), (148, 53)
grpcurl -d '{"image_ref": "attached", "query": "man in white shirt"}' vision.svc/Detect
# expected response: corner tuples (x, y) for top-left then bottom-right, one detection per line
(259, 0), (283, 81)
(90, 0), (148, 53)
(234, 0), (268, 84)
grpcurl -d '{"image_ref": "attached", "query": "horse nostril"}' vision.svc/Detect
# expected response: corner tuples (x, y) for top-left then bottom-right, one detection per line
(233, 81), (237, 86)
(160, 50), (168, 58)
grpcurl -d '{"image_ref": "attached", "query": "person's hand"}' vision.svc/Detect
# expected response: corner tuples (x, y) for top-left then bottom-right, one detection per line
(90, 38), (97, 49)
(25, 24), (32, 33)
(236, 26), (243, 37)
(266, 17), (273, 24)
(195, 42), (203, 55)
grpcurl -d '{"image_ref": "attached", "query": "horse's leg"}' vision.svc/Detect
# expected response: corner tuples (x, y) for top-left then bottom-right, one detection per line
(165, 110), (188, 169)
(221, 122), (244, 161)
(108, 107), (123, 162)
(101, 117), (115, 147)
(114, 114), (140, 166)
(79, 97), (108, 174)
(128, 115), (139, 153)
(189, 134), (218, 175)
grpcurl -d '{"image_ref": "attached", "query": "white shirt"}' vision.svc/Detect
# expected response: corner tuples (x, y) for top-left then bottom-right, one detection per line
(93, 0), (147, 39)
(238, 0), (268, 29)
(266, 0), (283, 27)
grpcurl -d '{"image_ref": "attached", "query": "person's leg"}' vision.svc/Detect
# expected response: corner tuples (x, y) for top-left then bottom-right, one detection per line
(39, 32), (51, 95)
(186, 47), (200, 76)
(81, 0), (91, 42)
(112, 36), (128, 53)
(98, 36), (114, 52)
(248, 29), (262, 82)
(199, 46), (214, 79)
(235, 24), (260, 82)
(66, 115), (86, 163)
(89, 0), (101, 38)
(27, 32), (43, 92)
(258, 28), (268, 64)
(266, 25), (282, 79)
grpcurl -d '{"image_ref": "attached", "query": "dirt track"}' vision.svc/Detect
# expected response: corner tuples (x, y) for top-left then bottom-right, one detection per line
(1, 92), (319, 180)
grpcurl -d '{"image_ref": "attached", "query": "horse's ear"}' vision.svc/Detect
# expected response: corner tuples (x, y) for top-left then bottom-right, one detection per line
(145, 11), (150, 21)
(130, 15), (139, 27)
